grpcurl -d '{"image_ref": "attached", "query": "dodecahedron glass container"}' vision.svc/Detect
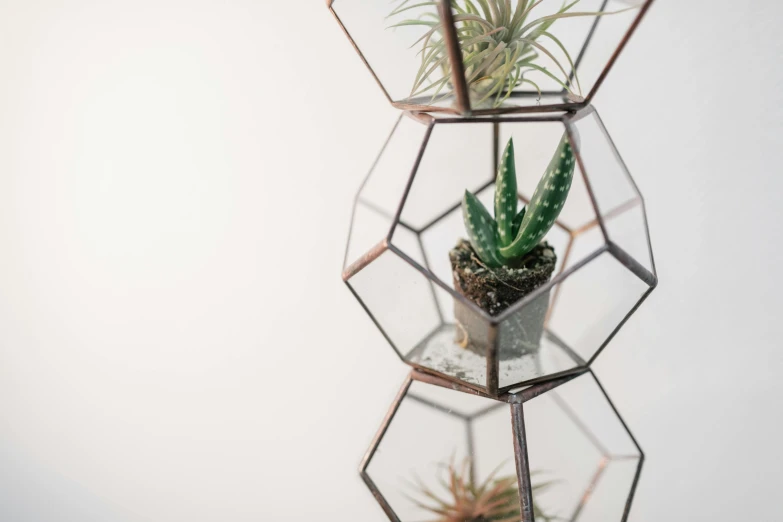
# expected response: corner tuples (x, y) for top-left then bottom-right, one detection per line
(361, 369), (644, 522)
(343, 106), (656, 396)
(328, 0), (654, 115)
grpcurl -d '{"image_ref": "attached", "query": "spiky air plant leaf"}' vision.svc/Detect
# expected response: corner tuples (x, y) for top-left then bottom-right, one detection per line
(494, 137), (518, 248)
(408, 457), (557, 522)
(499, 133), (575, 260)
(388, 0), (636, 108)
(463, 134), (574, 267)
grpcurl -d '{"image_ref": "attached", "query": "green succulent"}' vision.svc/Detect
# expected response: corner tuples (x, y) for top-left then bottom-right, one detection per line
(388, 0), (634, 108)
(463, 133), (575, 268)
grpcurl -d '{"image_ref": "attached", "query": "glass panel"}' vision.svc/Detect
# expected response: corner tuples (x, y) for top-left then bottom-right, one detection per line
(359, 115), (430, 220)
(393, 221), (429, 268)
(405, 290), (491, 390)
(347, 249), (442, 358)
(569, 110), (639, 223)
(578, 458), (641, 522)
(332, 0), (458, 107)
(574, 0), (648, 99)
(331, 1), (650, 113)
(344, 115), (430, 273)
(450, 0), (647, 112)
(343, 201), (392, 272)
(407, 379), (503, 418)
(366, 380), (513, 521)
(497, 308), (583, 389)
(367, 387), (470, 520)
(604, 200), (655, 275)
(471, 406), (521, 497)
(545, 373), (640, 457)
(523, 372), (641, 519)
(562, 223), (605, 272)
(546, 250), (649, 363)
(398, 122), (494, 230)
(524, 393), (606, 519)
(344, 116), (424, 271)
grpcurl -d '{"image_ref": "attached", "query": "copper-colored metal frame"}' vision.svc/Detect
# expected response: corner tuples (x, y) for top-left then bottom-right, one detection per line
(327, 0), (656, 116)
(360, 369), (644, 522)
(342, 106), (657, 397)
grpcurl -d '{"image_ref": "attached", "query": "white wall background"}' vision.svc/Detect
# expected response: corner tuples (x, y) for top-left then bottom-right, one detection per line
(0, 1), (781, 520)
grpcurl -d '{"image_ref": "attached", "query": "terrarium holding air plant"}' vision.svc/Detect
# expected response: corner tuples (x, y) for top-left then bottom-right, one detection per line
(409, 457), (557, 522)
(388, 0), (636, 108)
(452, 133), (575, 360)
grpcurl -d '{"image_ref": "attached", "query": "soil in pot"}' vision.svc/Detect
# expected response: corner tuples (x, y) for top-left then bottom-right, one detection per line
(450, 238), (557, 360)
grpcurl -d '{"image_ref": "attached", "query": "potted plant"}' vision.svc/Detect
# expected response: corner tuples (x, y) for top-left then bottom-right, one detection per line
(388, 0), (634, 109)
(410, 457), (556, 522)
(452, 134), (575, 360)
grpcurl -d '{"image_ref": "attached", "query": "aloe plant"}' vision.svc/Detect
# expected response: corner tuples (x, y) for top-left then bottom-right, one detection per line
(388, 0), (634, 108)
(463, 134), (575, 268)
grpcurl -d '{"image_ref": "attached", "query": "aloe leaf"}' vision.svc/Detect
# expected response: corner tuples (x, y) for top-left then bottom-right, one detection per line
(463, 190), (503, 267)
(495, 138), (518, 247)
(500, 133), (576, 260)
(511, 206), (526, 238)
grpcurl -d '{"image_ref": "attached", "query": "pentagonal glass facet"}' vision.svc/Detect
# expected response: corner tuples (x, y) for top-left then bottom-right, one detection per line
(343, 107), (656, 395)
(364, 378), (515, 520)
(329, 1), (447, 106)
(523, 371), (643, 521)
(361, 371), (643, 522)
(329, 0), (654, 115)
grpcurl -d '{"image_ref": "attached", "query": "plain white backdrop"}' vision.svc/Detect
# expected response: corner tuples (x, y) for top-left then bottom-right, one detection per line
(0, 1), (781, 520)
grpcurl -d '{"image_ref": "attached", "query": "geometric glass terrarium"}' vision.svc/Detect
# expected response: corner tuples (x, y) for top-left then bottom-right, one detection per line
(343, 106), (656, 396)
(328, 0), (655, 115)
(361, 369), (644, 521)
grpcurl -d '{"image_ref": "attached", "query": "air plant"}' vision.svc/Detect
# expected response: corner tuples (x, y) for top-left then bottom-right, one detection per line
(388, 0), (634, 108)
(463, 133), (575, 268)
(409, 457), (557, 522)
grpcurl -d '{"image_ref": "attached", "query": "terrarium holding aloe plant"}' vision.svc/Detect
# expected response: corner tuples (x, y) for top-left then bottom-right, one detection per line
(389, 0), (634, 108)
(451, 134), (575, 359)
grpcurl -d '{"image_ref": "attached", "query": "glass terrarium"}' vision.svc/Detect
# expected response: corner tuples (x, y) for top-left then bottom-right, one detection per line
(328, 0), (653, 115)
(343, 106), (656, 396)
(362, 369), (643, 522)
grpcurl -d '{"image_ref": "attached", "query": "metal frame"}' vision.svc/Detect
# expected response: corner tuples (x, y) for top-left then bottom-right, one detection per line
(360, 369), (644, 522)
(327, 0), (656, 116)
(331, 3), (656, 520)
(342, 106), (657, 396)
